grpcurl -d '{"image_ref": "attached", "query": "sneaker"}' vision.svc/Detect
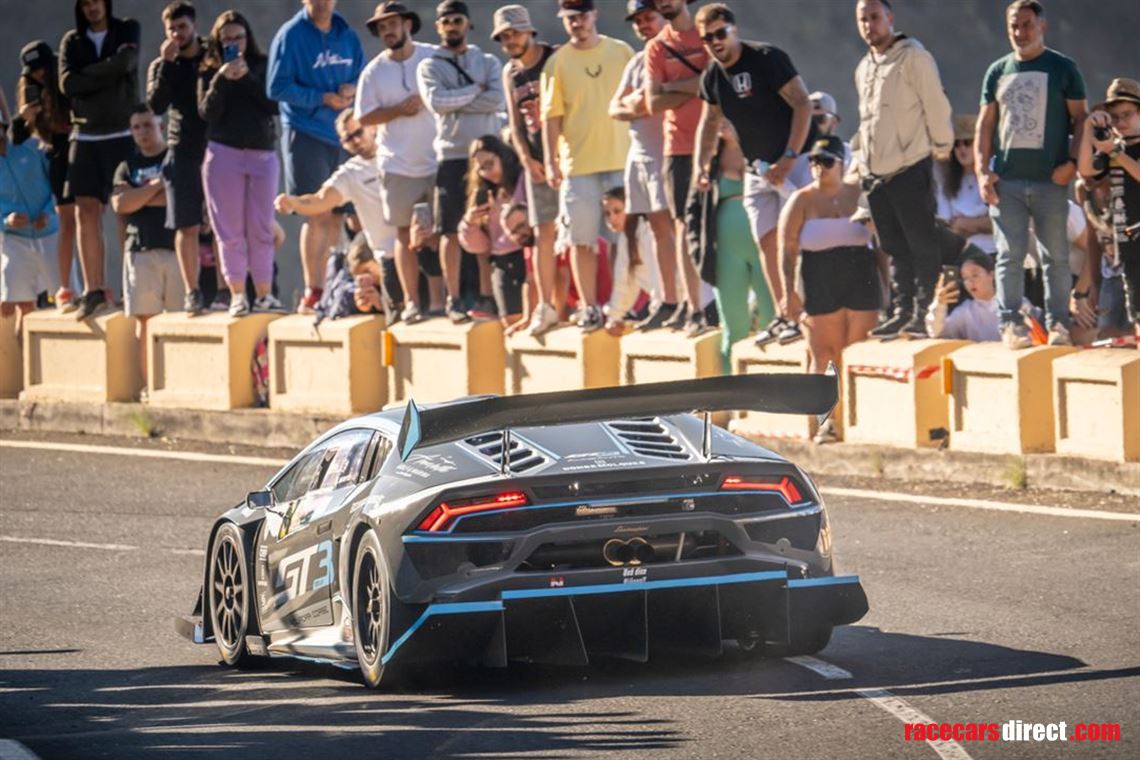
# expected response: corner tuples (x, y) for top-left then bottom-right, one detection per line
(74, 289), (108, 321)
(579, 304), (604, 333)
(426, 306), (447, 318)
(684, 310), (711, 338)
(446, 296), (470, 324)
(296, 288), (322, 316)
(635, 302), (678, 332)
(229, 293), (251, 317)
(813, 419), (838, 445)
(527, 301), (559, 337)
(901, 311), (929, 339)
(754, 316), (789, 347)
(253, 293), (285, 313)
(777, 321), (803, 345)
(869, 310), (913, 339)
(663, 302), (690, 330)
(210, 291), (232, 312)
(1047, 323), (1072, 346)
(56, 287), (78, 313)
(1001, 322), (1032, 350)
(184, 288), (205, 316)
(401, 302), (427, 325)
(467, 295), (498, 321)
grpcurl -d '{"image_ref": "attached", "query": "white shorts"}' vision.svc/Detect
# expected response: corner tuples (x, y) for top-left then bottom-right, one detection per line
(0, 231), (58, 303)
(559, 170), (624, 247)
(742, 154), (812, 242)
(624, 155), (668, 215)
(123, 248), (184, 316)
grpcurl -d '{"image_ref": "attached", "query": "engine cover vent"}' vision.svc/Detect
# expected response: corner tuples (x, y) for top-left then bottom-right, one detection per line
(464, 432), (547, 472)
(606, 419), (690, 461)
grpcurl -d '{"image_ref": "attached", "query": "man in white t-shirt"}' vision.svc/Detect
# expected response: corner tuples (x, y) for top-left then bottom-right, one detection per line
(354, 2), (439, 323)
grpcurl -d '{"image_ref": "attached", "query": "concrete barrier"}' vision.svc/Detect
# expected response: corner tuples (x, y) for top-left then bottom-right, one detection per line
(728, 338), (814, 440)
(0, 312), (21, 399)
(147, 312), (282, 410)
(506, 326), (620, 395)
(948, 343), (1078, 454)
(21, 309), (141, 403)
(842, 338), (969, 448)
(387, 319), (505, 403)
(1053, 349), (1140, 462)
(268, 314), (387, 415)
(620, 329), (722, 385)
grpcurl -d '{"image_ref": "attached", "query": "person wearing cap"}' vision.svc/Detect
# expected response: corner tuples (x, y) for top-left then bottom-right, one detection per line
(541, 0), (634, 333)
(355, 2), (439, 325)
(609, 1), (678, 333)
(644, 0), (711, 337)
(416, 0), (505, 324)
(692, 3), (817, 348)
(934, 114), (995, 255)
(58, 0), (142, 322)
(494, 3), (561, 337)
(1079, 78), (1140, 338)
(147, 1), (209, 316)
(976, 0), (1088, 349)
(779, 134), (881, 441)
(268, 0), (365, 315)
(17, 40), (77, 313)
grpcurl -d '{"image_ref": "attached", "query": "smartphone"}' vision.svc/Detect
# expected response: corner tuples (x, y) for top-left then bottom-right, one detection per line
(941, 265), (959, 284)
(223, 43), (240, 63)
(475, 188), (490, 207)
(411, 202), (433, 231)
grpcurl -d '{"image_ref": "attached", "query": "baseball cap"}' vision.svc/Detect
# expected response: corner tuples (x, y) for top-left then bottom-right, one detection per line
(558, 0), (596, 18)
(808, 135), (846, 163)
(810, 91), (838, 117)
(953, 114), (977, 142)
(365, 1), (421, 37)
(436, 0), (470, 20)
(625, 0), (656, 21)
(491, 4), (535, 41)
(20, 41), (53, 78)
(1103, 78), (1140, 108)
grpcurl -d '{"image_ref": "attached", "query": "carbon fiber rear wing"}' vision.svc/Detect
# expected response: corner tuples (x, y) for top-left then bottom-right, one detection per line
(397, 371), (837, 462)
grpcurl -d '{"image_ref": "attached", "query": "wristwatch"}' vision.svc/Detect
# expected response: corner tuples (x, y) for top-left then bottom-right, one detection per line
(782, 148), (798, 160)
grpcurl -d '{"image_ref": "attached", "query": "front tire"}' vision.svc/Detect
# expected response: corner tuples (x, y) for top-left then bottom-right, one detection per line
(208, 523), (254, 666)
(352, 530), (394, 688)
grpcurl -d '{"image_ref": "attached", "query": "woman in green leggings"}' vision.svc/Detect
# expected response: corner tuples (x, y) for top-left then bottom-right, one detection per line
(714, 128), (775, 373)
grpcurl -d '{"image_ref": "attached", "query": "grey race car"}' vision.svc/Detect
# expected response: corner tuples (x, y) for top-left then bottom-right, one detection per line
(177, 374), (868, 687)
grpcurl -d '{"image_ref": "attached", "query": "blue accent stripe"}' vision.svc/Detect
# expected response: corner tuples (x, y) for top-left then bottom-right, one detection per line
(381, 600), (503, 665)
(501, 570), (787, 600)
(786, 575), (861, 589)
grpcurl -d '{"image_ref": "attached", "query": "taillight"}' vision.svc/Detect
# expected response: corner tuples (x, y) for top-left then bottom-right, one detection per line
(721, 475), (805, 505)
(416, 491), (530, 532)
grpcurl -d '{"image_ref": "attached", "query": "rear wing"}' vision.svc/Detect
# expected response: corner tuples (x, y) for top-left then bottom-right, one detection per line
(397, 371), (837, 462)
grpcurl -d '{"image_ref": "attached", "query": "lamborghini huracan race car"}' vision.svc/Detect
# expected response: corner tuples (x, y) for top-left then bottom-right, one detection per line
(177, 374), (868, 687)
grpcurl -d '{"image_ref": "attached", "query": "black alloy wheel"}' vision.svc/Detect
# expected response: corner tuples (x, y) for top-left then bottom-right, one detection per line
(208, 523), (253, 666)
(352, 530), (392, 688)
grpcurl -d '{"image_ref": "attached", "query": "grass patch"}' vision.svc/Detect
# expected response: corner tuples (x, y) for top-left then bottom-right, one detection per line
(128, 409), (157, 439)
(1004, 456), (1028, 490)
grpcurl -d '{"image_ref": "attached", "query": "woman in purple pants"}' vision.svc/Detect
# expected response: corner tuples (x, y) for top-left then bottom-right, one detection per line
(198, 10), (281, 316)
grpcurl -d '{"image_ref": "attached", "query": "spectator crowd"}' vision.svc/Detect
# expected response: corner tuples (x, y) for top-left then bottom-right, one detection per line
(2, 0), (1138, 424)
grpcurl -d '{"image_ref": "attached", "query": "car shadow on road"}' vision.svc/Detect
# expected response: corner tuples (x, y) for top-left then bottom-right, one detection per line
(1, 627), (1135, 758)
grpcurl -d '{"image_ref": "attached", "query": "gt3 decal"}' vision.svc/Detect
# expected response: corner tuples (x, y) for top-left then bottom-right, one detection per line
(275, 540), (334, 602)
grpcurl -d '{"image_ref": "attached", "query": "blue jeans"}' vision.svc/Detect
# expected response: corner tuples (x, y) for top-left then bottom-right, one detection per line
(990, 178), (1071, 328)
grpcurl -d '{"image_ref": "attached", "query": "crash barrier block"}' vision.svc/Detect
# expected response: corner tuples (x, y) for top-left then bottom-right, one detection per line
(147, 312), (282, 410)
(728, 338), (814, 440)
(947, 342), (1078, 454)
(268, 314), (387, 415)
(387, 319), (505, 403)
(620, 329), (723, 386)
(506, 325), (620, 395)
(20, 309), (141, 403)
(842, 338), (969, 448)
(1052, 349), (1140, 462)
(0, 312), (21, 399)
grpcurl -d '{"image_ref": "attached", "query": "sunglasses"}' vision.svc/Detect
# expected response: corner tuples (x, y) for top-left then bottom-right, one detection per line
(812, 113), (834, 125)
(700, 26), (733, 44)
(809, 155), (838, 168)
(955, 139), (974, 147)
(439, 15), (466, 26)
(340, 127), (365, 143)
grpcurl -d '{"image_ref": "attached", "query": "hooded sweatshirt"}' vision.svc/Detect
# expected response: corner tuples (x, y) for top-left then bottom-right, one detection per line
(416, 44), (505, 162)
(1, 126), (59, 239)
(267, 8), (365, 147)
(58, 0), (140, 136)
(854, 35), (953, 177)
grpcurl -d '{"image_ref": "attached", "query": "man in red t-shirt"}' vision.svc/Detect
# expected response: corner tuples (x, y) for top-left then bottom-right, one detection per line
(644, 0), (709, 337)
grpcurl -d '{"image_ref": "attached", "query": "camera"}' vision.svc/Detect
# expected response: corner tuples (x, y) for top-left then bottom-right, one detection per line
(1093, 125), (1112, 142)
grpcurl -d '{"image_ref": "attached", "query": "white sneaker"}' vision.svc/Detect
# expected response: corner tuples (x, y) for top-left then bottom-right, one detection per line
(253, 293), (285, 313)
(229, 293), (251, 317)
(400, 302), (426, 324)
(527, 302), (559, 336)
(1001, 323), (1032, 350)
(1047, 323), (1072, 346)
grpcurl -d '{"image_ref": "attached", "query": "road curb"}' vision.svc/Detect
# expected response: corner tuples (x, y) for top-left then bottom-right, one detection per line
(2, 399), (1137, 495)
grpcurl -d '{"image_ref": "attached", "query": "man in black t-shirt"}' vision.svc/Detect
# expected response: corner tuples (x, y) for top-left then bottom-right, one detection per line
(692, 3), (816, 347)
(110, 104), (184, 386)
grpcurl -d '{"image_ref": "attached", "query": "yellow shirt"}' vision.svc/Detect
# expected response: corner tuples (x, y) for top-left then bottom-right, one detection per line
(541, 36), (633, 177)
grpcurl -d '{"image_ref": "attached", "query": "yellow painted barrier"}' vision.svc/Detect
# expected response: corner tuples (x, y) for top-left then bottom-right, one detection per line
(506, 325), (620, 395)
(620, 329), (723, 385)
(387, 319), (505, 403)
(1053, 349), (1140, 462)
(729, 338), (814, 440)
(0, 311), (21, 399)
(21, 309), (141, 403)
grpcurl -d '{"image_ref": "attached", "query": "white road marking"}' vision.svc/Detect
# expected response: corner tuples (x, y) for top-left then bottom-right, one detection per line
(785, 655), (853, 679)
(856, 688), (973, 760)
(0, 536), (137, 552)
(168, 548), (206, 557)
(820, 486), (1138, 523)
(0, 739), (42, 760)
(0, 440), (286, 468)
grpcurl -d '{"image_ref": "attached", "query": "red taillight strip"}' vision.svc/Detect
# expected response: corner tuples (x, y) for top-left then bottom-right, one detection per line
(417, 491), (530, 532)
(721, 475), (805, 505)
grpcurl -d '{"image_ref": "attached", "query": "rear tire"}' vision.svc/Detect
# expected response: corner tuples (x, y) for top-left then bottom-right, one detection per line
(208, 523), (255, 666)
(352, 530), (395, 688)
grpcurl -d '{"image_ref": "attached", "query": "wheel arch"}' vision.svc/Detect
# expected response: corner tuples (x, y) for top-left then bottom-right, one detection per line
(200, 511), (267, 641)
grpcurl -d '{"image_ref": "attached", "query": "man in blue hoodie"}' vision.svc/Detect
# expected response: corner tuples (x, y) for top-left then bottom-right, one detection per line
(268, 0), (365, 314)
(1, 118), (60, 319)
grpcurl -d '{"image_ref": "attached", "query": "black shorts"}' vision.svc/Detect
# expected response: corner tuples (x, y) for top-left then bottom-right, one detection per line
(282, 126), (352, 214)
(1121, 239), (1140, 323)
(665, 154), (693, 220)
(415, 246), (443, 277)
(48, 133), (73, 206)
(801, 246), (882, 316)
(163, 147), (205, 229)
(491, 250), (525, 317)
(433, 158), (469, 236)
(65, 135), (133, 204)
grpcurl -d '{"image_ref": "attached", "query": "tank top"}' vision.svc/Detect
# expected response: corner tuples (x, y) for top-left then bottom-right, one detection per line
(507, 43), (557, 161)
(800, 217), (873, 252)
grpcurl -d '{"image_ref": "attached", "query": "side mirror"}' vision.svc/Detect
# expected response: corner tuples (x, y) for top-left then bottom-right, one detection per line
(246, 490), (274, 509)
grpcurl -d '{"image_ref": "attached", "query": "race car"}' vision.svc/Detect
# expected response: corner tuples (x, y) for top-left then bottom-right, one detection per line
(177, 373), (868, 687)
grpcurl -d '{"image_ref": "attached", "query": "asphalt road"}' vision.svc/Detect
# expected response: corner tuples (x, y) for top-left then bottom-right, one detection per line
(1, 435), (1137, 759)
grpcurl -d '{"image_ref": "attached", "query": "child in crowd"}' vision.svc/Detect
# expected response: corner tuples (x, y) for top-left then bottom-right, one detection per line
(601, 186), (659, 335)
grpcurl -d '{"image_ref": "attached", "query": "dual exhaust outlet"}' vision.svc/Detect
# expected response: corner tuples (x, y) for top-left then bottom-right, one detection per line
(602, 535), (694, 567)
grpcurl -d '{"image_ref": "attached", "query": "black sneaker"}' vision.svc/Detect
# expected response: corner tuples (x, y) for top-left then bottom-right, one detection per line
(74, 289), (107, 321)
(901, 311), (929, 339)
(663, 302), (690, 330)
(446, 296), (470, 324)
(210, 291), (231, 312)
(635, 302), (677, 331)
(579, 304), (604, 333)
(467, 295), (498, 321)
(684, 310), (711, 338)
(754, 317), (788, 347)
(869, 310), (913, 339)
(777, 321), (803, 344)
(184, 288), (205, 316)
